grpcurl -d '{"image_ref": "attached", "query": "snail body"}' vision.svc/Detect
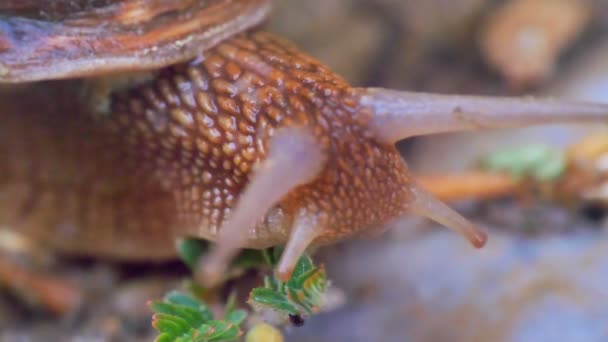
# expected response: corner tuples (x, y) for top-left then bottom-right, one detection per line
(2, 0), (608, 281)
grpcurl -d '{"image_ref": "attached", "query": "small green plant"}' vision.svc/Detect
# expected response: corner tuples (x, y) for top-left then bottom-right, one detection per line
(249, 252), (328, 317)
(154, 240), (330, 341)
(150, 291), (247, 342)
(482, 143), (566, 182)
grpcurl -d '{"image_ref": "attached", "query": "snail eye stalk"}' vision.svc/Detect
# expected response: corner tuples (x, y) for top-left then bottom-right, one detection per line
(275, 212), (324, 282)
(357, 88), (608, 143)
(198, 127), (325, 287)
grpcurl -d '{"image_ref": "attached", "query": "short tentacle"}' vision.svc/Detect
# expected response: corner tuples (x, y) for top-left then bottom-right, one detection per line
(356, 88), (608, 143)
(407, 181), (487, 248)
(198, 127), (326, 286)
(275, 212), (323, 281)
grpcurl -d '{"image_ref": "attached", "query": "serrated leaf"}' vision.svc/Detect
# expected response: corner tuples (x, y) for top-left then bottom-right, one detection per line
(165, 291), (213, 321)
(156, 333), (176, 342)
(205, 320), (242, 341)
(152, 313), (191, 335)
(178, 324), (213, 342)
(249, 288), (298, 315)
(192, 324), (214, 341)
(287, 255), (314, 285)
(165, 291), (201, 308)
(286, 288), (310, 313)
(151, 302), (204, 328)
(225, 309), (247, 325)
(151, 291), (246, 342)
(289, 266), (319, 289)
(249, 252), (329, 318)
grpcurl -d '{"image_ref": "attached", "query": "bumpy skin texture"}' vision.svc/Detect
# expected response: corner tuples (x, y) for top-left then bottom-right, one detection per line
(0, 82), (179, 259)
(0, 31), (412, 260)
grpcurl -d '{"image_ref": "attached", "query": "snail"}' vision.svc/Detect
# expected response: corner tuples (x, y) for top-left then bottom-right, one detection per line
(2, 0), (608, 286)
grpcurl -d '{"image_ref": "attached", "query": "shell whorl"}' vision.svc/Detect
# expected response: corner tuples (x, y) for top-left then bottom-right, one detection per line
(0, 0), (272, 82)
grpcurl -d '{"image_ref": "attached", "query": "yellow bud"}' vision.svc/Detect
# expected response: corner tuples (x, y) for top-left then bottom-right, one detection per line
(246, 323), (284, 342)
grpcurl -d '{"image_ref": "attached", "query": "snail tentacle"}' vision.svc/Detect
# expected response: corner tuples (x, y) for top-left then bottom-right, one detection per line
(407, 181), (487, 249)
(275, 211), (323, 281)
(199, 127), (326, 286)
(358, 88), (608, 143)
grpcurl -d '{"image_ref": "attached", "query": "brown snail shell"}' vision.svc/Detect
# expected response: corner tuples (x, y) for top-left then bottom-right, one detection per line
(0, 0), (271, 82)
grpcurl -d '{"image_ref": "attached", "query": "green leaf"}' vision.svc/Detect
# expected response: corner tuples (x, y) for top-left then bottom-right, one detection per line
(286, 255), (314, 287)
(150, 291), (246, 342)
(166, 291), (213, 322)
(152, 313), (190, 335)
(165, 291), (201, 308)
(482, 144), (566, 182)
(205, 320), (242, 341)
(225, 309), (247, 326)
(156, 333), (176, 342)
(249, 288), (298, 315)
(150, 302), (204, 328)
(289, 265), (318, 289)
(249, 252), (329, 318)
(177, 238), (208, 270)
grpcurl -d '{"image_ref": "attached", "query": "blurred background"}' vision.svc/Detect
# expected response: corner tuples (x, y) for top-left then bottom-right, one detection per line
(274, 0), (608, 341)
(4, 0), (608, 341)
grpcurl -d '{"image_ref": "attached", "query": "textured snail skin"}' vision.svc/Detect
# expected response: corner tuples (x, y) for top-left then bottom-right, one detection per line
(0, 31), (412, 261)
(5, 27), (608, 281)
(4, 28), (608, 284)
